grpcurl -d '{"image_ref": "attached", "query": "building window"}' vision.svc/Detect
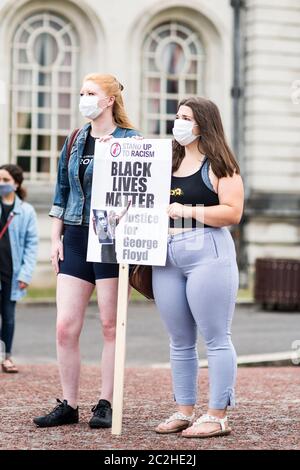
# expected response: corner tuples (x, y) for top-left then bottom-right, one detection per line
(142, 21), (205, 137)
(11, 11), (79, 180)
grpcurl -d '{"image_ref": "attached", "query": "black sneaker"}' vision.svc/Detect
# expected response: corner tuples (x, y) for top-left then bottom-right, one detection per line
(89, 399), (112, 428)
(33, 399), (79, 428)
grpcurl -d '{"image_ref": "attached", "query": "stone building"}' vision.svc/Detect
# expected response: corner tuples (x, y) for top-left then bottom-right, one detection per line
(0, 0), (299, 288)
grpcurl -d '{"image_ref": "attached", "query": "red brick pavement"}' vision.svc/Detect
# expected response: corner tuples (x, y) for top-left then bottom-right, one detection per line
(0, 366), (299, 450)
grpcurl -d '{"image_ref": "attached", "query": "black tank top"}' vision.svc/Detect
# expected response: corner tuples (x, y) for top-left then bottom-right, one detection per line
(170, 157), (219, 229)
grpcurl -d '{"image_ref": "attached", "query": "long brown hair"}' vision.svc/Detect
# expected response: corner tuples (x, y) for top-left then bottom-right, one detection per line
(0, 164), (27, 200)
(83, 73), (135, 129)
(173, 97), (240, 177)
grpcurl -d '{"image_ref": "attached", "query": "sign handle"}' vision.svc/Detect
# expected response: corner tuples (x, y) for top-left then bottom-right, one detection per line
(111, 263), (129, 435)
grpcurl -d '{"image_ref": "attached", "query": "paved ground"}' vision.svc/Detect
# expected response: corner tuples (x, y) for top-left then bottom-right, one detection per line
(10, 302), (300, 365)
(0, 366), (299, 450)
(2, 303), (300, 450)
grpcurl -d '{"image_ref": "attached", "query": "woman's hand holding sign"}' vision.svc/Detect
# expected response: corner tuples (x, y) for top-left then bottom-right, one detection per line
(97, 135), (143, 143)
(167, 202), (193, 220)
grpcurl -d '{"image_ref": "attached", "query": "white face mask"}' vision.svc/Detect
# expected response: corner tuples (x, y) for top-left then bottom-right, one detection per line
(172, 119), (199, 146)
(79, 95), (107, 120)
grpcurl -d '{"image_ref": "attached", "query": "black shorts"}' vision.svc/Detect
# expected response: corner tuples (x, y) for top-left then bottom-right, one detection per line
(58, 224), (119, 284)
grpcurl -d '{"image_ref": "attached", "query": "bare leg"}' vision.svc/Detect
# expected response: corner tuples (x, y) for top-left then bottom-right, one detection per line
(56, 274), (94, 408)
(95, 277), (119, 403)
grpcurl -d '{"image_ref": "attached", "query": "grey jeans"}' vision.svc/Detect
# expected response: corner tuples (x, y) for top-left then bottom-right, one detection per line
(152, 227), (239, 409)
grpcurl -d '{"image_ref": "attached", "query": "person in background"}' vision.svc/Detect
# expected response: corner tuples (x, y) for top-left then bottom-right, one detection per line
(153, 97), (244, 438)
(33, 74), (140, 429)
(0, 164), (38, 373)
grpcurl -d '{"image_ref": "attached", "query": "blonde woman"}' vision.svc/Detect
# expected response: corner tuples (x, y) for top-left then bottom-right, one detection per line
(33, 74), (140, 429)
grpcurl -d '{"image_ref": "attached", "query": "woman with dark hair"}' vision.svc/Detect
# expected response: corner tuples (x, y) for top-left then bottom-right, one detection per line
(0, 164), (38, 373)
(153, 97), (244, 438)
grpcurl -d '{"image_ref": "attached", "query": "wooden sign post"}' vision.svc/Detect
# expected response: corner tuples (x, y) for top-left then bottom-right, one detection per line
(87, 138), (172, 435)
(111, 263), (129, 435)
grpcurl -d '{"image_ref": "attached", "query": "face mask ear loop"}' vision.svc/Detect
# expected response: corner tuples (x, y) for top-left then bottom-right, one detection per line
(106, 95), (115, 109)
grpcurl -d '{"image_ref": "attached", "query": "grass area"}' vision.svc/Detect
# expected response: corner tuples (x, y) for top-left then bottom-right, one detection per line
(27, 287), (56, 299)
(26, 287), (253, 302)
(237, 288), (253, 301)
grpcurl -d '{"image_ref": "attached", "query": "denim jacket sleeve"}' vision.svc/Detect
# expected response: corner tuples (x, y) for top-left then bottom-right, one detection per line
(17, 206), (39, 285)
(49, 136), (70, 219)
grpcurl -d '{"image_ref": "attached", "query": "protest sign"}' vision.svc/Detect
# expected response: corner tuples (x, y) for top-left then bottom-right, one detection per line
(87, 138), (172, 266)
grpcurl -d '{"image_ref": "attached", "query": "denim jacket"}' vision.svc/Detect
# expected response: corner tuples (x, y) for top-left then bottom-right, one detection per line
(49, 122), (140, 225)
(0, 195), (39, 301)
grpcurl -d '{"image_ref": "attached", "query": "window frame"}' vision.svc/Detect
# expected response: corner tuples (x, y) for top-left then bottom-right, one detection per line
(141, 21), (205, 138)
(10, 11), (79, 181)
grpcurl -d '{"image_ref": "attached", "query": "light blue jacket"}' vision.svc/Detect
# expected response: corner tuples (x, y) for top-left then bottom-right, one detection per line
(0, 195), (39, 301)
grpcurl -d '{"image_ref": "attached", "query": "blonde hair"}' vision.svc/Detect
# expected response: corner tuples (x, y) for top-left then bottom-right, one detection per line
(83, 73), (135, 129)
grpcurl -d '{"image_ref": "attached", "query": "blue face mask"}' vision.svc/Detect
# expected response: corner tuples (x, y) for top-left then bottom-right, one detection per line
(0, 183), (16, 196)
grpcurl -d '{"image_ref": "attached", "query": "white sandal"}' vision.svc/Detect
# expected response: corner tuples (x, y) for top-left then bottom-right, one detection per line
(182, 413), (231, 438)
(1, 358), (18, 373)
(155, 411), (195, 434)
